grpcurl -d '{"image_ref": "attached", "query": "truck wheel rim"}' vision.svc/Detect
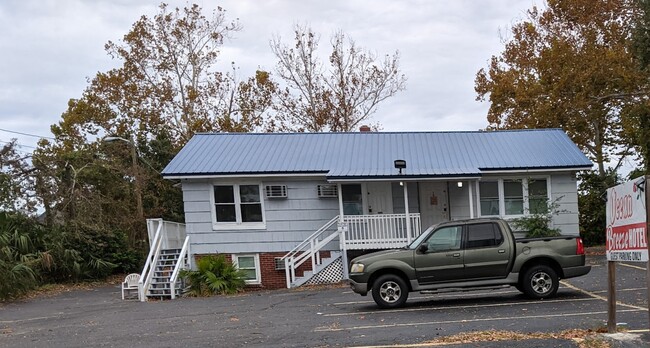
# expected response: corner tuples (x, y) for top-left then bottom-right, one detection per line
(379, 281), (401, 303)
(531, 271), (552, 294)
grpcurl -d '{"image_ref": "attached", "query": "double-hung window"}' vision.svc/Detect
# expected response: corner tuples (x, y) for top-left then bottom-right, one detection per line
(528, 179), (549, 214)
(478, 178), (549, 218)
(479, 181), (499, 216)
(503, 179), (524, 215)
(213, 184), (264, 229)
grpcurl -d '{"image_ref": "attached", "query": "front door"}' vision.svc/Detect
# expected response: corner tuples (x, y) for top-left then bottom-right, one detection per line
(366, 182), (393, 214)
(419, 182), (449, 229)
(414, 225), (464, 284)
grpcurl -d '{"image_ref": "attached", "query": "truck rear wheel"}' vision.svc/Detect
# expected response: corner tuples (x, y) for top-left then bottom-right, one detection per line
(371, 274), (409, 309)
(522, 265), (558, 299)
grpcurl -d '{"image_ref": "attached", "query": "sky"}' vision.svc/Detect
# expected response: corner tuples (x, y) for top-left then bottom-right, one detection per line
(0, 0), (539, 155)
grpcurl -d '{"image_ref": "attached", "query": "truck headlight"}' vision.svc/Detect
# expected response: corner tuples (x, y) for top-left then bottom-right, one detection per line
(350, 263), (365, 273)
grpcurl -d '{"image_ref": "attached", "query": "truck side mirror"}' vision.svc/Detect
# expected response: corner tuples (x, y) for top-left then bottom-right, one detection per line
(418, 244), (429, 253)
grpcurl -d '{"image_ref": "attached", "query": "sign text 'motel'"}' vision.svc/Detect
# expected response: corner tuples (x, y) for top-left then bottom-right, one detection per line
(606, 178), (649, 262)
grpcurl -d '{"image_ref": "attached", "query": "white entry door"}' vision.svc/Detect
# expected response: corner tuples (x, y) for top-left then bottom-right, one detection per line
(419, 182), (449, 229)
(366, 182), (393, 214)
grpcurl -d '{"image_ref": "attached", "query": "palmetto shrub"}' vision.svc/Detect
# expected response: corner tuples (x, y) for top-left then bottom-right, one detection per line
(0, 213), (40, 300)
(0, 212), (139, 301)
(180, 255), (246, 296)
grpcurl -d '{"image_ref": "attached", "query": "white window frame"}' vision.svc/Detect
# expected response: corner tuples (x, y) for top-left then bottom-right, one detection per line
(232, 254), (261, 284)
(211, 182), (266, 230)
(477, 176), (551, 218)
(478, 181), (500, 217)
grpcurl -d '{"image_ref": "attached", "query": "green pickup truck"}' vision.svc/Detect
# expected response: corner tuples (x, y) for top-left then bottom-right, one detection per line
(348, 218), (591, 308)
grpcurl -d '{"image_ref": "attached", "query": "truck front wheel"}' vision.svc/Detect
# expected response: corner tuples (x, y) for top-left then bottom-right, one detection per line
(522, 265), (559, 299)
(371, 274), (409, 308)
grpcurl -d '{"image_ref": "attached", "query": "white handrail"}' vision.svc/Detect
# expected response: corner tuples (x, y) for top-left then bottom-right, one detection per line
(281, 216), (340, 260)
(138, 221), (163, 301)
(170, 236), (190, 300)
(282, 216), (341, 288)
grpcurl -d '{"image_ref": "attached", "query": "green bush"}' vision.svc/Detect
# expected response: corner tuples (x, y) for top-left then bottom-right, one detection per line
(511, 200), (562, 238)
(0, 214), (39, 300)
(578, 170), (619, 246)
(180, 255), (246, 296)
(0, 211), (145, 301)
(41, 225), (143, 282)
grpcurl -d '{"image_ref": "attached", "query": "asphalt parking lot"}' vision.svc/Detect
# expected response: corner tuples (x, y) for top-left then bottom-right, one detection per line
(1, 254), (649, 347)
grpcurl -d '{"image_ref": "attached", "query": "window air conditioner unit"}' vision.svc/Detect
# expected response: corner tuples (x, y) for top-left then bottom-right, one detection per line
(265, 185), (287, 198)
(317, 184), (338, 198)
(274, 258), (286, 270)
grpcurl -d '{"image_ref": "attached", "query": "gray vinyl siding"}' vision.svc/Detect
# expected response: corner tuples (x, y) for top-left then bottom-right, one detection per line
(182, 178), (339, 255)
(550, 173), (580, 235)
(181, 172), (582, 256)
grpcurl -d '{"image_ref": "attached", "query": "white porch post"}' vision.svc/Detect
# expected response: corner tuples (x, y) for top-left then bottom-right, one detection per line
(475, 181), (480, 218)
(468, 180), (475, 219)
(337, 183), (349, 279)
(403, 182), (412, 243)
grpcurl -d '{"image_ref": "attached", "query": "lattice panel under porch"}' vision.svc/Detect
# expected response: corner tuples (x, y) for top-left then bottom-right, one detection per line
(305, 257), (343, 285)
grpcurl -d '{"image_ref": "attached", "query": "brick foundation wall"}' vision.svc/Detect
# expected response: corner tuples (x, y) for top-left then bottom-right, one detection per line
(193, 251), (333, 290)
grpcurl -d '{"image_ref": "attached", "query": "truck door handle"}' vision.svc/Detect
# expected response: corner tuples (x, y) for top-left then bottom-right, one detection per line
(498, 249), (505, 254)
(446, 253), (461, 258)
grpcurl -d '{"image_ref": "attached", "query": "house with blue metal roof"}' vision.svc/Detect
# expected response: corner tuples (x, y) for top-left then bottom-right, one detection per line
(147, 128), (592, 292)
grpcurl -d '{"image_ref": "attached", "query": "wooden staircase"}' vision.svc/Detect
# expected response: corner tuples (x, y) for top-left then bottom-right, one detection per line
(288, 251), (342, 288)
(146, 248), (183, 299)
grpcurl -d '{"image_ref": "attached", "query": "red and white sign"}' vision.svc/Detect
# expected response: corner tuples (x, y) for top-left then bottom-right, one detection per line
(606, 178), (648, 262)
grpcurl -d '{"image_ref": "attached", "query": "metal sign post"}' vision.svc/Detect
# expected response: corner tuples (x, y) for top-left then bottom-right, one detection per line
(646, 175), (650, 330)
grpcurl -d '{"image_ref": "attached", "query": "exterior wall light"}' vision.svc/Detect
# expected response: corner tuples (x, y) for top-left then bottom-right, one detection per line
(394, 159), (406, 174)
(457, 181), (463, 188)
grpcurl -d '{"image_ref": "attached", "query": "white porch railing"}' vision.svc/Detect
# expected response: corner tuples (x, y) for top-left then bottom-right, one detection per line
(147, 219), (186, 251)
(282, 213), (422, 288)
(343, 213), (421, 250)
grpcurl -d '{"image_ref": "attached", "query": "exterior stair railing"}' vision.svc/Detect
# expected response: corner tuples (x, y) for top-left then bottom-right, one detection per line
(281, 216), (340, 288)
(281, 213), (422, 288)
(169, 236), (190, 299)
(139, 220), (164, 301)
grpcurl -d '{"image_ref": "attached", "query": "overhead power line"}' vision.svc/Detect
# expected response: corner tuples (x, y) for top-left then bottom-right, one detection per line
(0, 127), (55, 140)
(0, 140), (37, 149)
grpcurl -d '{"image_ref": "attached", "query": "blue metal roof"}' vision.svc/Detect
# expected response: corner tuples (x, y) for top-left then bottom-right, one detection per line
(162, 129), (593, 179)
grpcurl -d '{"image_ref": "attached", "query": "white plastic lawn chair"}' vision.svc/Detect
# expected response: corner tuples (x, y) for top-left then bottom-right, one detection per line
(121, 273), (141, 300)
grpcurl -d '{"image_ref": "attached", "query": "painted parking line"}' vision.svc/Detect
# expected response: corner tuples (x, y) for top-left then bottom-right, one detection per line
(314, 309), (643, 332)
(561, 281), (648, 311)
(323, 297), (598, 317)
(619, 263), (647, 271)
(592, 287), (647, 295)
(333, 284), (581, 307)
(333, 289), (520, 306)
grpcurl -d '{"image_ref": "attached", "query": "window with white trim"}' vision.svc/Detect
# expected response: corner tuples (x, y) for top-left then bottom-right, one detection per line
(528, 179), (549, 214)
(503, 179), (524, 215)
(479, 181), (499, 216)
(232, 254), (261, 284)
(478, 178), (550, 217)
(213, 184), (264, 228)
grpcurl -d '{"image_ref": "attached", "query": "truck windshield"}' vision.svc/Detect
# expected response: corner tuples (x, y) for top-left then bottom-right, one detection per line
(407, 225), (435, 249)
